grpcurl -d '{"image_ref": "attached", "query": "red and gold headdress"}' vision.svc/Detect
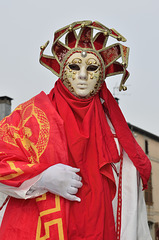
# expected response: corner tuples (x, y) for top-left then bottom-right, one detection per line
(40, 20), (130, 91)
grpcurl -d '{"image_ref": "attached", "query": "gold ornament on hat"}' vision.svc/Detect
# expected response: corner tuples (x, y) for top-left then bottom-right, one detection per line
(40, 20), (130, 92)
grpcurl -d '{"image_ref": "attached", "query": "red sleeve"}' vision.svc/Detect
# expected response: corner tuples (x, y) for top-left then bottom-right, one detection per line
(0, 92), (68, 187)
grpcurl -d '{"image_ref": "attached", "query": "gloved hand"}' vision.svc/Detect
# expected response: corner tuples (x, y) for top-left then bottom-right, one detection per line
(35, 163), (82, 202)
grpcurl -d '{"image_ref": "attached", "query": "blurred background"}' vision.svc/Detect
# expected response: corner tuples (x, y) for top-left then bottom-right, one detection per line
(0, 1), (159, 238)
(0, 0), (158, 135)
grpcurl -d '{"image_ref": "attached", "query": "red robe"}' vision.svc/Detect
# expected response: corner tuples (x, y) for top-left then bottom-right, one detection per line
(0, 79), (151, 239)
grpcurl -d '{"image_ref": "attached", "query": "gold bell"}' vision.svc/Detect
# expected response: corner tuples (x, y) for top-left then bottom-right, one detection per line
(68, 25), (72, 32)
(40, 40), (49, 50)
(117, 36), (122, 41)
(81, 22), (85, 28)
(122, 62), (127, 68)
(104, 31), (108, 36)
(122, 85), (127, 91)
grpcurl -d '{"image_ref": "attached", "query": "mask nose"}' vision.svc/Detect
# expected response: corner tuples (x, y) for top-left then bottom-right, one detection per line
(78, 66), (87, 80)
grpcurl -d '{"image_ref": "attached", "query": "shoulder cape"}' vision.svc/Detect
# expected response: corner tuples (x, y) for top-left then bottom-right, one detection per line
(0, 91), (68, 187)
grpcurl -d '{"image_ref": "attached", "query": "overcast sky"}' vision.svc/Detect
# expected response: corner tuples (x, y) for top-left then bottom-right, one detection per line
(0, 0), (159, 135)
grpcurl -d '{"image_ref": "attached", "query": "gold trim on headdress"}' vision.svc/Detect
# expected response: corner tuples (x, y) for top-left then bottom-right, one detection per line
(40, 20), (130, 91)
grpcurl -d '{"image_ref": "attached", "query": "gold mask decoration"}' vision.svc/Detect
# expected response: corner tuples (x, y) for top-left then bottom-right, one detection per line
(62, 51), (104, 98)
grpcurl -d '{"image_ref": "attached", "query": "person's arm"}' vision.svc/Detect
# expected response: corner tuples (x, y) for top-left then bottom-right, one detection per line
(27, 163), (82, 202)
(0, 174), (46, 199)
(0, 163), (83, 202)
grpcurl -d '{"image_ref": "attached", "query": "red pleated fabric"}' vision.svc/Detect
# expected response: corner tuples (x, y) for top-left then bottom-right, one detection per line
(48, 79), (151, 240)
(99, 83), (151, 190)
(0, 78), (151, 240)
(49, 79), (121, 240)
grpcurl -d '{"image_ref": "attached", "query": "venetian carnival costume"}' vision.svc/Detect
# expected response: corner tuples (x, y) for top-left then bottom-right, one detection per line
(0, 21), (152, 240)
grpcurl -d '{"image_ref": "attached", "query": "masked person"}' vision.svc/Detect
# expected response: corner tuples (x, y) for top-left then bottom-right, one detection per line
(0, 21), (152, 240)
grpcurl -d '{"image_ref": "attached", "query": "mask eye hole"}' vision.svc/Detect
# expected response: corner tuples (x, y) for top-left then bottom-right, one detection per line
(69, 64), (80, 71)
(87, 65), (98, 71)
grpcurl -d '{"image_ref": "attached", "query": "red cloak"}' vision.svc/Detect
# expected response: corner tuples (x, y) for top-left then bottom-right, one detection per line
(0, 79), (151, 239)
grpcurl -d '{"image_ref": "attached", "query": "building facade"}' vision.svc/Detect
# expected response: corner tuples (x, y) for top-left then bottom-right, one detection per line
(128, 123), (159, 240)
(0, 96), (13, 223)
(0, 96), (12, 121)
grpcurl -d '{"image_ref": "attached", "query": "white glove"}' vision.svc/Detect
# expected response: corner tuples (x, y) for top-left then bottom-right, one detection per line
(33, 163), (82, 202)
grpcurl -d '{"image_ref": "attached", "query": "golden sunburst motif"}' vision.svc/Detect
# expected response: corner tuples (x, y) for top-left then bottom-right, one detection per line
(0, 98), (50, 164)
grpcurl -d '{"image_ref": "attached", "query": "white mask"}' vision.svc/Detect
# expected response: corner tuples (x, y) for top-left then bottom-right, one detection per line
(62, 51), (103, 98)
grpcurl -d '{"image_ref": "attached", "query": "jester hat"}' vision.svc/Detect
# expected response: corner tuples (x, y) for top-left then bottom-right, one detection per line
(40, 20), (130, 91)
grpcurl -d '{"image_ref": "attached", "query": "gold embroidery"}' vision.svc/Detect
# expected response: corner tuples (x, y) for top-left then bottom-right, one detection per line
(36, 218), (64, 240)
(72, 58), (82, 64)
(0, 161), (24, 180)
(36, 193), (47, 202)
(39, 195), (61, 217)
(36, 195), (64, 240)
(0, 98), (50, 164)
(86, 58), (97, 65)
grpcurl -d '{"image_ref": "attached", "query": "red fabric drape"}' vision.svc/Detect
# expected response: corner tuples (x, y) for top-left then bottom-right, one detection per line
(48, 79), (151, 239)
(99, 83), (151, 189)
(0, 92), (70, 240)
(0, 78), (151, 240)
(49, 79), (119, 239)
(0, 92), (69, 186)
